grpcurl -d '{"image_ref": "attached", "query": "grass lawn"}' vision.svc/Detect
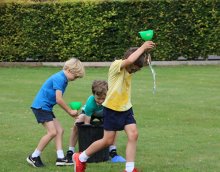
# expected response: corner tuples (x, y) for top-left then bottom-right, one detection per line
(0, 65), (220, 172)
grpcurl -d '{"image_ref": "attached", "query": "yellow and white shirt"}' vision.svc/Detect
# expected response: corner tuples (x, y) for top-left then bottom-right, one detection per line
(102, 60), (132, 111)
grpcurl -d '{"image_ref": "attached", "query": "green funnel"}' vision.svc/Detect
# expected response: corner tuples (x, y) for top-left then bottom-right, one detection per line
(139, 30), (154, 41)
(69, 101), (82, 110)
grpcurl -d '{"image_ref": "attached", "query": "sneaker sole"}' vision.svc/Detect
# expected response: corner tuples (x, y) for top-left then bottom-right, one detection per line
(56, 162), (66, 166)
(65, 162), (74, 166)
(26, 157), (36, 167)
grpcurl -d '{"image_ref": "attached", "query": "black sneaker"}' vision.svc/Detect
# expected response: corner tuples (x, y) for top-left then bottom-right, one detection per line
(109, 149), (118, 158)
(26, 155), (44, 167)
(56, 157), (67, 166)
(64, 150), (74, 165)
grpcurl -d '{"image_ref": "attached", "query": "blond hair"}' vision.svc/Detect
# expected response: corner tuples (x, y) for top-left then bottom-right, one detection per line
(63, 58), (85, 78)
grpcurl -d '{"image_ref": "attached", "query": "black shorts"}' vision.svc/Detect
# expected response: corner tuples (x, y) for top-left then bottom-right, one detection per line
(31, 108), (55, 123)
(103, 107), (136, 131)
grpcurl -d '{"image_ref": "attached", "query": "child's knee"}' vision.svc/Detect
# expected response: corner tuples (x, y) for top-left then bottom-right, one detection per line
(48, 130), (57, 138)
(57, 127), (64, 135)
(104, 138), (115, 146)
(134, 131), (138, 140)
(129, 130), (138, 141)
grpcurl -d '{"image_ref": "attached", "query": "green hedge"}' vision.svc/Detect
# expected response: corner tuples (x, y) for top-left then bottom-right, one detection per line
(0, 0), (219, 62)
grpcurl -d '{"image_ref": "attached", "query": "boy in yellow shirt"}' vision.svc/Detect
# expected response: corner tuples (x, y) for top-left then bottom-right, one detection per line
(73, 41), (155, 172)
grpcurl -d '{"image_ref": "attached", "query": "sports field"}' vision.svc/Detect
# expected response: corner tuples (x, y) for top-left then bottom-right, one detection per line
(0, 65), (220, 172)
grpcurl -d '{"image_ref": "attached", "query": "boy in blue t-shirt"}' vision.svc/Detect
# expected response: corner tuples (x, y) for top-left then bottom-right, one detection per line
(26, 58), (85, 167)
(65, 80), (125, 164)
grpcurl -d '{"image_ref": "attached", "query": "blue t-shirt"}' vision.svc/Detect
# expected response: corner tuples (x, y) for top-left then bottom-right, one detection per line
(31, 70), (68, 111)
(82, 95), (103, 117)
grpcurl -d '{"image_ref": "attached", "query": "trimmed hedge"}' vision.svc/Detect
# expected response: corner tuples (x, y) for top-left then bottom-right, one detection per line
(0, 0), (219, 62)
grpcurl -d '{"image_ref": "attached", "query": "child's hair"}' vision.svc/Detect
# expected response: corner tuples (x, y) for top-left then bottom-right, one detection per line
(123, 47), (147, 68)
(92, 80), (108, 97)
(63, 58), (85, 78)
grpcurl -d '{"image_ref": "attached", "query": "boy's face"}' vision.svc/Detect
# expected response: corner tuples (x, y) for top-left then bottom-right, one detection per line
(94, 94), (106, 105)
(67, 69), (80, 81)
(126, 64), (141, 74)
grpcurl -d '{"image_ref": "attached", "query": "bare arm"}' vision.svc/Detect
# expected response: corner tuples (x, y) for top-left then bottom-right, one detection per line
(84, 115), (91, 124)
(121, 41), (155, 69)
(56, 90), (78, 118)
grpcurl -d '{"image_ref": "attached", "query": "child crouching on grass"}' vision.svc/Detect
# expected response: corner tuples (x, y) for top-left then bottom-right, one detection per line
(65, 80), (125, 165)
(73, 41), (155, 172)
(26, 58), (85, 167)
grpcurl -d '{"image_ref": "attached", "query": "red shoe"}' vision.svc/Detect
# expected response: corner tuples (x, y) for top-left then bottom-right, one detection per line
(73, 153), (86, 172)
(124, 168), (139, 172)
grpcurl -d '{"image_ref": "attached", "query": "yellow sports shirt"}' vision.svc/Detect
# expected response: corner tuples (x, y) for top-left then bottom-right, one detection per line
(102, 60), (132, 111)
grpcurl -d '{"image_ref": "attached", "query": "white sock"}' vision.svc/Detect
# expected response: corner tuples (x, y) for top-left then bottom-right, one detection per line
(32, 149), (41, 158)
(79, 151), (90, 162)
(69, 147), (75, 153)
(125, 162), (134, 172)
(57, 150), (64, 159)
(109, 145), (117, 152)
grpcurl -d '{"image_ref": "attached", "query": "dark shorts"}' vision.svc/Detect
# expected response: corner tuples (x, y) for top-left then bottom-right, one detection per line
(103, 107), (136, 131)
(31, 107), (55, 124)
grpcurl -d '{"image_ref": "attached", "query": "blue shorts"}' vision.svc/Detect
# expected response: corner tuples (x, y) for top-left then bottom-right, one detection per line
(103, 107), (136, 131)
(31, 108), (55, 123)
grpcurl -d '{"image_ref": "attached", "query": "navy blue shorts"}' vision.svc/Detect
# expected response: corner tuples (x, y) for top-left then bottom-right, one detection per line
(31, 108), (55, 123)
(103, 107), (136, 131)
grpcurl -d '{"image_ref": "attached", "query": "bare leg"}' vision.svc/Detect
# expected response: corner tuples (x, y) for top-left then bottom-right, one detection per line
(112, 132), (118, 145)
(85, 130), (116, 156)
(35, 121), (57, 151)
(69, 114), (86, 148)
(69, 125), (78, 147)
(124, 124), (138, 162)
(53, 119), (64, 151)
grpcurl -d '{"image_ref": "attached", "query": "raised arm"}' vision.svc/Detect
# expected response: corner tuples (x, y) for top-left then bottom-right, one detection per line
(121, 41), (155, 69)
